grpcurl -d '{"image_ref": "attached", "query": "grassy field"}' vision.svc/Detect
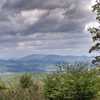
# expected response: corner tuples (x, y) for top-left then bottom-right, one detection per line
(0, 65), (99, 100)
(0, 72), (46, 100)
(0, 72), (47, 87)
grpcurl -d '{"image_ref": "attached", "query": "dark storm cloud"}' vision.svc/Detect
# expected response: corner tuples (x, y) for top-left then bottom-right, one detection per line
(2, 0), (74, 10)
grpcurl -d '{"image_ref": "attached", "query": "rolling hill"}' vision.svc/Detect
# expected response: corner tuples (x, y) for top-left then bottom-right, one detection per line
(0, 54), (93, 73)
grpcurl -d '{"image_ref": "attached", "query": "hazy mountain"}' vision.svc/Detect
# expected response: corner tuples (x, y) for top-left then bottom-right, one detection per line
(19, 54), (92, 64)
(0, 54), (93, 73)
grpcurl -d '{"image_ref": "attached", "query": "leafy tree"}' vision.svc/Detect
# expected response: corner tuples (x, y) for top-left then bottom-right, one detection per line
(44, 64), (100, 100)
(44, 70), (98, 100)
(88, 0), (100, 65)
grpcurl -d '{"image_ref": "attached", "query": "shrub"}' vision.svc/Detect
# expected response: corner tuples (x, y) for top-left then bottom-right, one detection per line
(19, 73), (33, 89)
(44, 69), (99, 100)
(0, 79), (6, 90)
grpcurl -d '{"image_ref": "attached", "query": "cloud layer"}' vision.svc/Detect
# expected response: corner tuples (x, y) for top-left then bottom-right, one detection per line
(0, 0), (96, 58)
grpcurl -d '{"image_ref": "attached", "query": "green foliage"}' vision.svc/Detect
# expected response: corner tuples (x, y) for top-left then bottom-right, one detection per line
(44, 69), (99, 100)
(0, 80), (6, 90)
(0, 66), (100, 100)
(0, 74), (44, 100)
(19, 73), (33, 89)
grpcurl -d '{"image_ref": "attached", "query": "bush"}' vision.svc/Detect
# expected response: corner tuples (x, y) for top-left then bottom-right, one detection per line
(19, 73), (33, 89)
(44, 69), (99, 100)
(0, 79), (6, 90)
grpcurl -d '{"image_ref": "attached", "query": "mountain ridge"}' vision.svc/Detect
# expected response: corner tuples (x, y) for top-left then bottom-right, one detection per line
(0, 54), (93, 73)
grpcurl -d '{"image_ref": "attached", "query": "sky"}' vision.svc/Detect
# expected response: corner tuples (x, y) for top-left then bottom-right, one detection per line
(0, 0), (98, 59)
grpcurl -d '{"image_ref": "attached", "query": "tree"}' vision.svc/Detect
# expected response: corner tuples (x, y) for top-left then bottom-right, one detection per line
(44, 69), (98, 100)
(88, 0), (100, 65)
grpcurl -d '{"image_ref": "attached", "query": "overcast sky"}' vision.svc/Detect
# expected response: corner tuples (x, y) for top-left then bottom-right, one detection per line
(0, 0), (98, 59)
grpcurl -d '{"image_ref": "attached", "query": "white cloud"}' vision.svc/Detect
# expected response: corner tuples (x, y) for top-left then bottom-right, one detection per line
(17, 41), (33, 49)
(20, 9), (47, 25)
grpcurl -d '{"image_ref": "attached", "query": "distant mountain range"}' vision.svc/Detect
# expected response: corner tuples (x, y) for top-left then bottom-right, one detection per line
(0, 54), (93, 73)
(17, 54), (93, 64)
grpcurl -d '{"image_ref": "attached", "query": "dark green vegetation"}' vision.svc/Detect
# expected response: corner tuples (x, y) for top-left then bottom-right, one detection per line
(0, 64), (99, 100)
(44, 68), (100, 100)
